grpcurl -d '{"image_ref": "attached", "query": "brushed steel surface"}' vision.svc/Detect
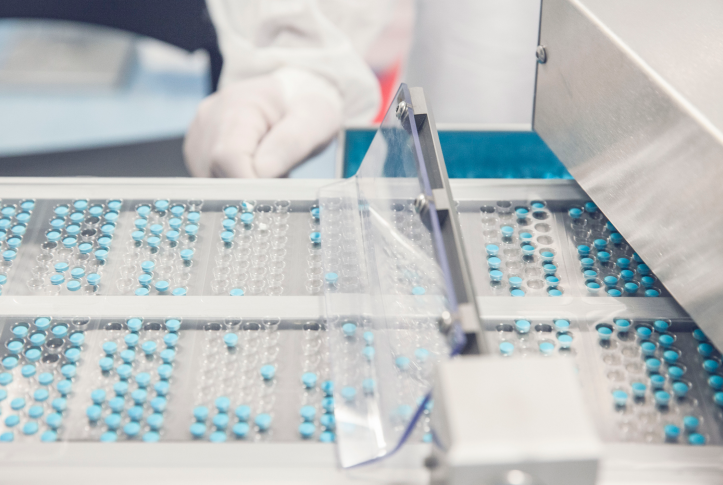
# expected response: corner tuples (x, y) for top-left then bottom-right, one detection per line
(534, 0), (723, 349)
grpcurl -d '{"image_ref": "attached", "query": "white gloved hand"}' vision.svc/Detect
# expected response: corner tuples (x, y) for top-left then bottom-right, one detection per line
(184, 68), (343, 178)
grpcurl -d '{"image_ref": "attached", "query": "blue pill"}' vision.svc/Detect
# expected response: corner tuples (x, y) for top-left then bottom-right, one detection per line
(689, 434), (706, 445)
(255, 413), (272, 431)
(135, 373), (151, 388)
(508, 276), (523, 288)
(485, 244), (499, 256)
(554, 319), (570, 330)
(500, 226), (514, 237)
(637, 326), (652, 339)
(114, 381), (129, 396)
(105, 413), (122, 430)
(56, 381), (71, 395)
(147, 413), (164, 430)
(91, 389), (107, 404)
(22, 422), (39, 435)
(320, 413), (336, 430)
(299, 422), (316, 439)
(7, 340), (22, 354)
(69, 331), (85, 346)
(548, 285), (562, 295)
(124, 422), (141, 437)
(521, 246), (535, 257)
(580, 258), (594, 269)
(120, 349), (135, 364)
(232, 422), (250, 438)
(86, 405), (102, 421)
(612, 390), (628, 406)
(607, 288), (622, 297)
(362, 378), (375, 395)
(141, 340), (157, 355)
(659, 334), (674, 348)
(209, 431), (227, 443)
(128, 406), (144, 422)
(154, 200), (169, 211)
(302, 372), (317, 389)
(109, 397), (125, 413)
(215, 397), (231, 413)
(650, 374), (666, 389)
(154, 381), (170, 396)
(322, 397), (335, 413)
(11, 324), (29, 338)
(100, 431), (118, 443)
(672, 382), (689, 397)
(597, 327), (612, 339)
(539, 342), (555, 355)
(49, 274), (64, 286)
(321, 380), (334, 396)
(655, 390), (671, 406)
(668, 366), (685, 379)
(568, 208), (582, 219)
(235, 405), (251, 422)
(342, 322), (357, 337)
(543, 264), (557, 276)
(631, 382), (646, 398)
(415, 348), (430, 362)
(190, 422), (207, 438)
(663, 350), (680, 364)
(624, 282), (639, 294)
(515, 208), (529, 219)
(646, 358), (661, 373)
(260, 365), (276, 380)
(693, 329), (708, 342)
(160, 349), (175, 364)
(131, 389), (148, 404)
(640, 342), (656, 356)
(187, 211), (201, 223)
(499, 342), (514, 356)
(319, 431), (335, 443)
(715, 392), (723, 407)
(4, 415), (19, 427)
(180, 249), (194, 261)
(664, 424), (680, 440)
(125, 334), (139, 347)
(583, 269), (597, 281)
(363, 331), (374, 345)
(157, 364), (173, 380)
(395, 356), (411, 370)
(116, 364), (132, 379)
(490, 270), (503, 282)
(620, 270), (634, 282)
(61, 364), (76, 378)
(10, 397), (25, 410)
(641, 276), (655, 288)
(597, 251), (611, 263)
(515, 320), (531, 333)
(87, 273), (101, 285)
(0, 372), (12, 386)
(341, 386), (356, 402)
(103, 341), (118, 355)
(577, 245), (590, 256)
(46, 413), (62, 430)
(213, 413), (230, 430)
(698, 343), (714, 357)
(593, 239), (607, 250)
(229, 288), (244, 296)
(38, 373), (53, 386)
(21, 364), (36, 378)
(143, 432), (160, 443)
(194, 406), (209, 421)
(683, 416), (700, 432)
(585, 202), (597, 213)
(150, 397), (167, 413)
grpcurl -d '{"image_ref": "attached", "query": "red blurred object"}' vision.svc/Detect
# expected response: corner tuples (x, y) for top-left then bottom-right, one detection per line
(373, 59), (403, 123)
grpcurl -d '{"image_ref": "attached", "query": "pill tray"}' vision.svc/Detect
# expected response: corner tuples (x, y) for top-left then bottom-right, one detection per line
(0, 178), (719, 485)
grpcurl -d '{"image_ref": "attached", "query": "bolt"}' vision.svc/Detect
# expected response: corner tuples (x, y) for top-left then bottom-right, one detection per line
(536, 45), (547, 64)
(396, 100), (408, 120)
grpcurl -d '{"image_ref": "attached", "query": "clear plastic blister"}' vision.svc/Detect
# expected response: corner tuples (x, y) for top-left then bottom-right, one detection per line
(318, 85), (463, 468)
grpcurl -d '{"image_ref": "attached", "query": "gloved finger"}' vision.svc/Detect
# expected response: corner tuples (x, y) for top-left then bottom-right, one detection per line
(183, 96), (217, 177)
(254, 98), (342, 178)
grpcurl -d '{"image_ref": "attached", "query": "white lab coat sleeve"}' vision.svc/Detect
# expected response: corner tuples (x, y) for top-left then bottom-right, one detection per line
(206, 0), (394, 124)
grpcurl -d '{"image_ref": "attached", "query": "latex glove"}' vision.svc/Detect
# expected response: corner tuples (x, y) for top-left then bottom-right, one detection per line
(184, 68), (343, 178)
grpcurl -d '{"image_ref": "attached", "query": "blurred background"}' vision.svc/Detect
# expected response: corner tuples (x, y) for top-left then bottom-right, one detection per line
(0, 0), (569, 180)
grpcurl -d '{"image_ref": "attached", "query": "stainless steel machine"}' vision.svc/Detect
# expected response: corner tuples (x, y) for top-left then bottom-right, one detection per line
(1, 1), (723, 484)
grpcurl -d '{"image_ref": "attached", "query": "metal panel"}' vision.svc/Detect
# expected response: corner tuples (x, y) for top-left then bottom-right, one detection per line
(534, 0), (723, 349)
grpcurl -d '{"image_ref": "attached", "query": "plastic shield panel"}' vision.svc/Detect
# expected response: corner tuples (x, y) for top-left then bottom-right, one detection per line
(318, 85), (463, 468)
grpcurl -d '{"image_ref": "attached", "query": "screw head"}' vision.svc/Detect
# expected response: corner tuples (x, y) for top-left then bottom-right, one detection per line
(536, 45), (547, 64)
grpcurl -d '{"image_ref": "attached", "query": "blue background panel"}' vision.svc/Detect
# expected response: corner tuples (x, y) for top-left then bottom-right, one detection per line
(343, 129), (572, 179)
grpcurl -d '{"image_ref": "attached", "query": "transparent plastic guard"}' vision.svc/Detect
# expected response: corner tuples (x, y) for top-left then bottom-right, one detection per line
(318, 85), (464, 468)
